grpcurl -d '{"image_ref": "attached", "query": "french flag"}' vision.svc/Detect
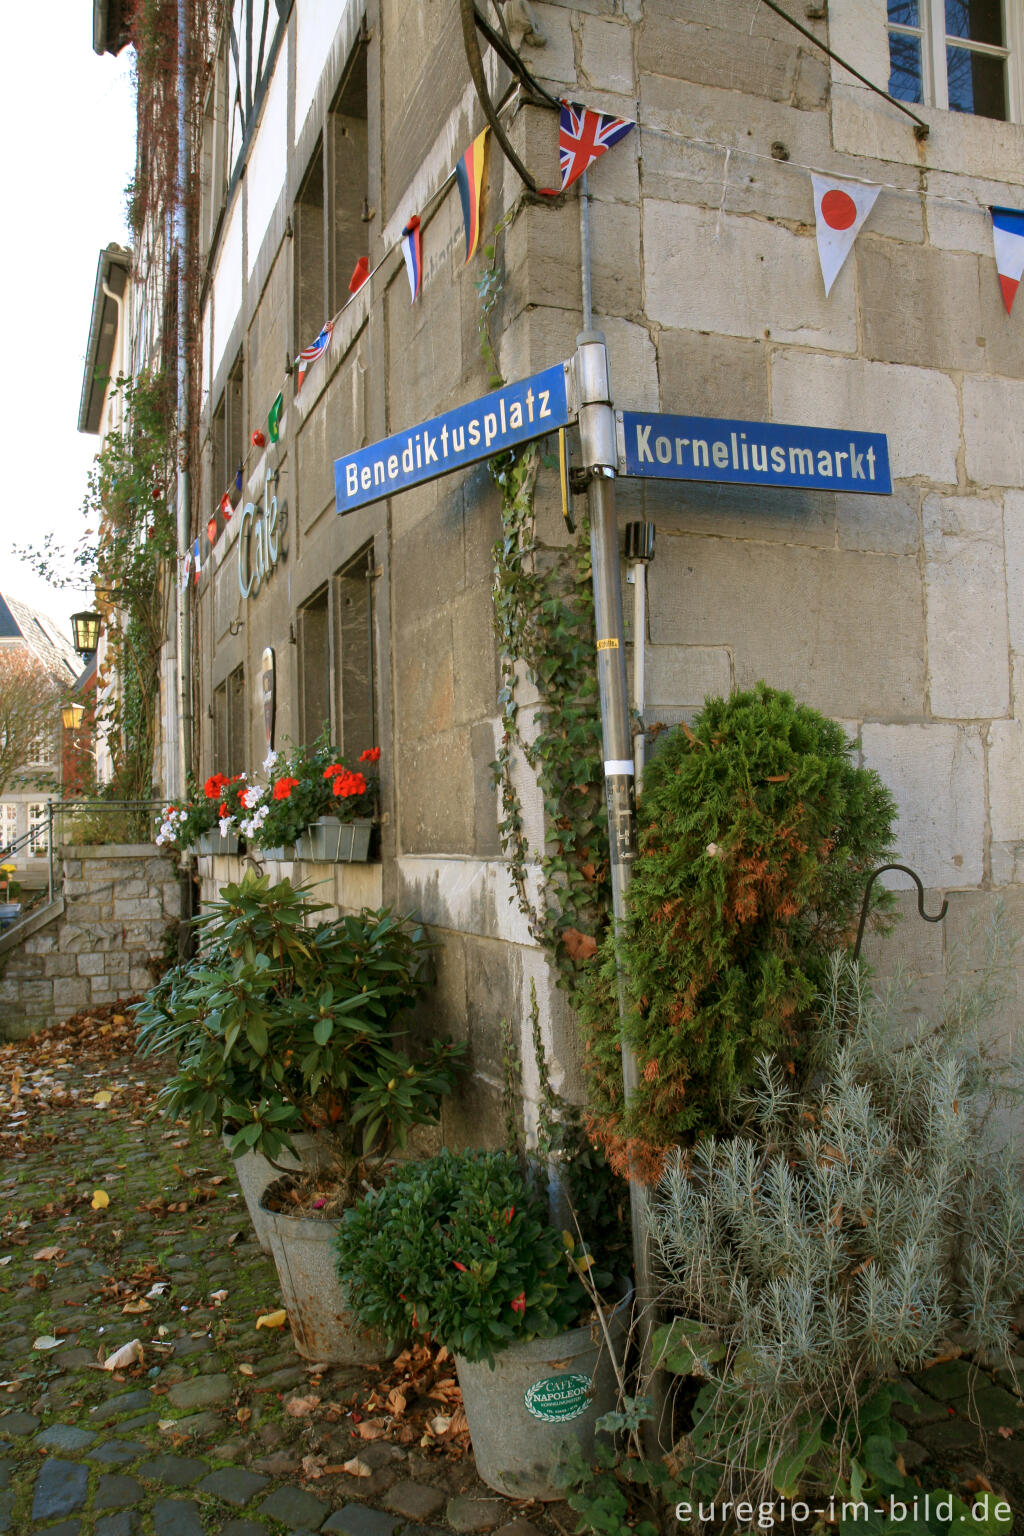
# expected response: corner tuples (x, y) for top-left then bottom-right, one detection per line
(990, 206), (1024, 313)
(401, 215), (422, 303)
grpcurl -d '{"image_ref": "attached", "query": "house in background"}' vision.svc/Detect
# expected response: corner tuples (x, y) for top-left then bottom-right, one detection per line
(0, 593), (81, 883)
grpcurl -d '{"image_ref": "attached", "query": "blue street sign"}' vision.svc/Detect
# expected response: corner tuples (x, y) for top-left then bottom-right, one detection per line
(618, 411), (891, 495)
(335, 362), (572, 516)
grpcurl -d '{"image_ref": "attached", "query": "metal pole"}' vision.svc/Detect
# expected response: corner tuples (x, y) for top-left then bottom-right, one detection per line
(47, 799), (54, 904)
(175, 0), (193, 794)
(631, 558), (646, 794)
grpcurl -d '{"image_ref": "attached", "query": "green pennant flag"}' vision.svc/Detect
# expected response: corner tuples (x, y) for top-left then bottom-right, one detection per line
(267, 391), (283, 444)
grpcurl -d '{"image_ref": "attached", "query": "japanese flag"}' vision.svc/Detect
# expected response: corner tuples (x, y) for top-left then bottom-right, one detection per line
(812, 173), (881, 296)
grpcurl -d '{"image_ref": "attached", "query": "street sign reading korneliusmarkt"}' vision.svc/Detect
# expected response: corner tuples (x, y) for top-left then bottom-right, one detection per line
(618, 411), (892, 495)
(335, 362), (572, 516)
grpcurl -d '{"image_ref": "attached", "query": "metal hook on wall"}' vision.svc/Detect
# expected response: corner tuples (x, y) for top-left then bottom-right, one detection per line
(852, 863), (948, 963)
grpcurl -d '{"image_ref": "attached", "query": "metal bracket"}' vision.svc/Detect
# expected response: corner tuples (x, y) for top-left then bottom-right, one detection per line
(853, 862), (948, 963)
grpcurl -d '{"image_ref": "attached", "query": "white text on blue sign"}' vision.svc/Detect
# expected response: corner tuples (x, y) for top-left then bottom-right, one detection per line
(620, 412), (892, 495)
(335, 363), (571, 516)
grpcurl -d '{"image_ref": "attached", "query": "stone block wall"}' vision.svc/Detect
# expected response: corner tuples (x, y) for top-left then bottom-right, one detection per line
(0, 846), (181, 1041)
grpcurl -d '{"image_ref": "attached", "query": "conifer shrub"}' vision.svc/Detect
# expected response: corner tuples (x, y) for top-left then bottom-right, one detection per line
(576, 683), (897, 1179)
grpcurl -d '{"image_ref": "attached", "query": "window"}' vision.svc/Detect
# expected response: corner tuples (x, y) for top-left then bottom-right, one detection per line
(299, 586), (332, 744)
(27, 803), (48, 857)
(26, 729), (49, 764)
(334, 546), (377, 758)
(292, 40), (369, 353)
(212, 664), (247, 777)
(210, 351), (245, 518)
(0, 803), (17, 854)
(888, 1), (1011, 119)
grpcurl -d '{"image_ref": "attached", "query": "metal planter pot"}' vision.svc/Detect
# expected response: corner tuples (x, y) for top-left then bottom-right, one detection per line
(297, 817), (373, 862)
(222, 1130), (334, 1254)
(197, 830), (240, 856)
(259, 1177), (391, 1365)
(260, 844), (296, 860)
(454, 1292), (631, 1500)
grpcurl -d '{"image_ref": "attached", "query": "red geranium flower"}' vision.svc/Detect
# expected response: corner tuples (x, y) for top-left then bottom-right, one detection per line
(322, 763), (345, 779)
(218, 801), (228, 817)
(272, 777), (300, 801)
(331, 770), (367, 798)
(203, 773), (228, 799)
(359, 747), (381, 764)
(510, 1291), (526, 1314)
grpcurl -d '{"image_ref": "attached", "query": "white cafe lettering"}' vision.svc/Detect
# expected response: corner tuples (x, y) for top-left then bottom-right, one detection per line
(238, 495), (281, 598)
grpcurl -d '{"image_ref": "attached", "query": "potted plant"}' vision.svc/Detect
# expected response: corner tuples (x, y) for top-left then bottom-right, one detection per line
(239, 737), (380, 862)
(155, 787), (217, 853)
(334, 1149), (630, 1499)
(135, 869), (463, 1362)
(197, 772), (248, 854)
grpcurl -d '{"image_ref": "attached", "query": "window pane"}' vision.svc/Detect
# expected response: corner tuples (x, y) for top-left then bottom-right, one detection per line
(947, 42), (1007, 117)
(945, 0), (1003, 46)
(889, 33), (924, 102)
(888, 1), (919, 23)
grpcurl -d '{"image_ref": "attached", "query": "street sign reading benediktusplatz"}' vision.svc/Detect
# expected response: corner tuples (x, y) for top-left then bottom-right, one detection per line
(335, 363), (572, 516)
(618, 410), (892, 495)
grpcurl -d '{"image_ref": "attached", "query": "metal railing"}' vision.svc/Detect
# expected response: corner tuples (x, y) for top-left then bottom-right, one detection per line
(0, 799), (168, 906)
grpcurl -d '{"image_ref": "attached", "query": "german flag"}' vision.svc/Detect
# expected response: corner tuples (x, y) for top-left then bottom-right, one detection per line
(455, 127), (489, 263)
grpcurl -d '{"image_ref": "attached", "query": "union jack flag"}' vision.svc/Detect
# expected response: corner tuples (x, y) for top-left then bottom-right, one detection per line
(296, 320), (334, 391)
(557, 100), (635, 193)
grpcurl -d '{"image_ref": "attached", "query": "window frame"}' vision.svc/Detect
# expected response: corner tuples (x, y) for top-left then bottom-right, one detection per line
(887, 0), (1022, 120)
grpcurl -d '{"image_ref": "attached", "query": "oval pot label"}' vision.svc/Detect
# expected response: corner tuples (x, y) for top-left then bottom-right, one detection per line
(523, 1372), (593, 1423)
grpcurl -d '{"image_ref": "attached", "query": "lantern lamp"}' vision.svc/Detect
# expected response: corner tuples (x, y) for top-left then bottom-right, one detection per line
(251, 429), (266, 449)
(61, 701), (86, 731)
(207, 514), (218, 545)
(70, 611), (101, 655)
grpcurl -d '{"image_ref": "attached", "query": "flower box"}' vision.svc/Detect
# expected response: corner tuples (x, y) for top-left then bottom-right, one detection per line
(197, 830), (240, 856)
(297, 817), (373, 863)
(261, 844), (296, 861)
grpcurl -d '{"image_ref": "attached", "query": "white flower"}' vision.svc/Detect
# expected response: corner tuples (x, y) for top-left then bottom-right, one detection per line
(242, 785), (263, 809)
(263, 750), (279, 774)
(219, 816), (234, 837)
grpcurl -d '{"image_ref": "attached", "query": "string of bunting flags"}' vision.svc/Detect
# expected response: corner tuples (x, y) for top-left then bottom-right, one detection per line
(188, 90), (1024, 591)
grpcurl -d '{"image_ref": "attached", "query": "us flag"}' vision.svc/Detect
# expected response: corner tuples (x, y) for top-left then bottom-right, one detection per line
(556, 100), (635, 193)
(296, 320), (334, 391)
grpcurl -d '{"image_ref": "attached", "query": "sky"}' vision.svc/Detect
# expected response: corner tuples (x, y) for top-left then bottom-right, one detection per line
(0, 4), (137, 638)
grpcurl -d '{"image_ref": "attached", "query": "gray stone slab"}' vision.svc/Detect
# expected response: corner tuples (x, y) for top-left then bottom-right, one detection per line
(153, 1498), (206, 1536)
(220, 1523), (266, 1536)
(168, 1410), (221, 1437)
(447, 1495), (508, 1532)
(197, 1467), (270, 1507)
(259, 1484), (330, 1528)
(89, 1389), (153, 1424)
(30, 1525), (81, 1536)
(0, 1491), (14, 1535)
(322, 1507), (400, 1536)
(385, 1481), (446, 1521)
(137, 1454), (208, 1487)
(95, 1514), (143, 1536)
(35, 1423), (97, 1452)
(166, 1372), (232, 1409)
(912, 1359), (974, 1402)
(0, 1463), (10, 1491)
(95, 1472), (146, 1509)
(89, 1438), (148, 1465)
(32, 1458), (90, 1521)
(0, 1410), (38, 1435)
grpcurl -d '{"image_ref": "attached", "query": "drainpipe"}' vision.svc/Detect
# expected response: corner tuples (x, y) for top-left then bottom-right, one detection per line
(174, 0), (193, 793)
(574, 173), (659, 1435)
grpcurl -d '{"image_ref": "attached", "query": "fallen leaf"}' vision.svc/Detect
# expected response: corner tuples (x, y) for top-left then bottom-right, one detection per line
(32, 1336), (63, 1351)
(92, 1091), (114, 1107)
(429, 1413), (451, 1436)
(301, 1453), (327, 1479)
(157, 1418), (176, 1432)
(122, 1299), (151, 1315)
(386, 1389), (407, 1416)
(0, 1257), (11, 1267)
(210, 1289), (228, 1303)
(998, 1426), (1014, 1439)
(103, 1339), (144, 1371)
(238, 1363), (254, 1376)
(256, 1309), (287, 1330)
(236, 1406), (251, 1425)
(356, 1419), (387, 1440)
(342, 1457), (372, 1478)
(91, 1190), (110, 1210)
(284, 1394), (321, 1418)
(562, 926), (597, 962)
(31, 1246), (63, 1262)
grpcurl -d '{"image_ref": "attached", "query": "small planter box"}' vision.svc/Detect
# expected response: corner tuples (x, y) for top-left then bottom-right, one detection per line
(260, 844), (296, 861)
(0, 902), (22, 932)
(297, 817), (373, 863)
(197, 830), (240, 856)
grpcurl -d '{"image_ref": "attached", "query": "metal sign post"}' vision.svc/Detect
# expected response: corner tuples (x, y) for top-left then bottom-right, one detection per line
(574, 329), (658, 1427)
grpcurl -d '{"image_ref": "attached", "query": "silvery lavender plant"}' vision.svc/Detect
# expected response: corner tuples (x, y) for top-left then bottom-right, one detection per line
(650, 948), (1024, 1509)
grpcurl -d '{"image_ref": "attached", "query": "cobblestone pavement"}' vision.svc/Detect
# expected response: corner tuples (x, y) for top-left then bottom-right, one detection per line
(0, 1012), (567, 1536)
(2, 1011), (1024, 1534)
